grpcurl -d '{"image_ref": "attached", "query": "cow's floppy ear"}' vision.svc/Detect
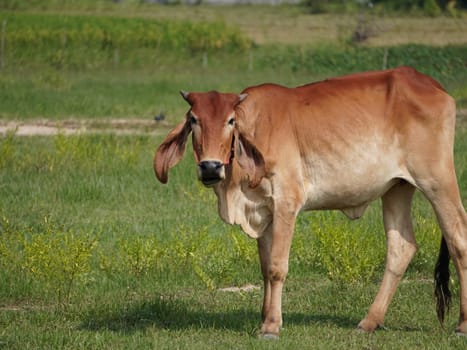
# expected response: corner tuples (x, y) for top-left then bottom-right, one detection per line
(234, 130), (265, 188)
(154, 118), (191, 184)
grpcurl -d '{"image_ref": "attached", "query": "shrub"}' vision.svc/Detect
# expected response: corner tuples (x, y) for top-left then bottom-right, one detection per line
(0, 217), (98, 304)
(109, 236), (162, 276)
(23, 226), (97, 303)
(256, 44), (467, 82)
(423, 0), (442, 16)
(310, 214), (385, 283)
(2, 12), (251, 55)
(164, 225), (256, 290)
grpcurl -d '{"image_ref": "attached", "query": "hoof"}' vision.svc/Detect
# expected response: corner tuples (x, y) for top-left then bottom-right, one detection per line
(259, 333), (279, 340)
(357, 318), (382, 333)
(259, 322), (280, 339)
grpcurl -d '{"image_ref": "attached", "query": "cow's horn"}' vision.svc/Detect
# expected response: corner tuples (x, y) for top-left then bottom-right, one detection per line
(180, 90), (190, 102)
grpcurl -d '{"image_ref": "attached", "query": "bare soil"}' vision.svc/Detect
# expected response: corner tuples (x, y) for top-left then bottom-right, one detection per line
(0, 119), (169, 136)
(217, 284), (260, 293)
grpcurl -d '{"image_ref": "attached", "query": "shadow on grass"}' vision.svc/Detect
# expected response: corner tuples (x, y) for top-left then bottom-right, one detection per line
(80, 294), (361, 334)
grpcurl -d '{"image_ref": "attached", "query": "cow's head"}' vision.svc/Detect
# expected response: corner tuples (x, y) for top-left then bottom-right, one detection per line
(154, 90), (265, 187)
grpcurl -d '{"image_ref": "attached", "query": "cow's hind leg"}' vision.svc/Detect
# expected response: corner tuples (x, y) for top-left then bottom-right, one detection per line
(418, 167), (467, 335)
(359, 181), (417, 332)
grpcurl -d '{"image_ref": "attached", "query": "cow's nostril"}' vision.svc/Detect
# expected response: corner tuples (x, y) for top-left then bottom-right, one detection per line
(198, 160), (224, 186)
(199, 160), (222, 171)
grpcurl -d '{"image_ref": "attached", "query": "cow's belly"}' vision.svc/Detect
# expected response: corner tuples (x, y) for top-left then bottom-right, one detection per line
(301, 146), (407, 214)
(304, 176), (399, 212)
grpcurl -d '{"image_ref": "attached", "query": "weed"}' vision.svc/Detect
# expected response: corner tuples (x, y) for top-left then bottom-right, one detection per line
(117, 236), (162, 276)
(310, 214), (385, 283)
(0, 130), (15, 169)
(0, 217), (98, 305)
(53, 133), (105, 170)
(0, 215), (24, 271)
(2, 12), (251, 59)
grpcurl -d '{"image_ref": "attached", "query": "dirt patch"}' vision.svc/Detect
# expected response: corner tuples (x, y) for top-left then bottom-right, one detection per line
(218, 284), (260, 293)
(0, 119), (170, 136)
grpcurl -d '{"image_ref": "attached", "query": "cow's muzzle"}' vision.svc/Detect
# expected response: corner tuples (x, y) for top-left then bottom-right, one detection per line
(198, 160), (225, 186)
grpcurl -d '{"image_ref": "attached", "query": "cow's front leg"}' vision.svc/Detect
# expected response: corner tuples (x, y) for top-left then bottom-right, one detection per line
(257, 233), (272, 324)
(259, 206), (297, 339)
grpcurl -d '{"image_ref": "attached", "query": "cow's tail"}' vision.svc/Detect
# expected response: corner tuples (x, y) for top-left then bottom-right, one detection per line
(434, 236), (451, 326)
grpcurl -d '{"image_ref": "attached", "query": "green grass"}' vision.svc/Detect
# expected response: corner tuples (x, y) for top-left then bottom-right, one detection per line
(0, 9), (466, 121)
(2, 278), (467, 349)
(0, 126), (466, 349)
(2, 2), (467, 47)
(1, 44), (466, 120)
(1, 12), (251, 52)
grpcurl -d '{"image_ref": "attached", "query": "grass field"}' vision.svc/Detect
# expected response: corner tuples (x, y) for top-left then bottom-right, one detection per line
(1, 8), (467, 121)
(0, 128), (466, 349)
(3, 2), (467, 46)
(1, 2), (467, 349)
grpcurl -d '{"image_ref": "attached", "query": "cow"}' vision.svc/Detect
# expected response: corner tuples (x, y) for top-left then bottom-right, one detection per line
(154, 66), (467, 338)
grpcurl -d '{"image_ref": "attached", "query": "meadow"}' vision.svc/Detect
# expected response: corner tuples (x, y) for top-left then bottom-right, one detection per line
(1, 2), (467, 349)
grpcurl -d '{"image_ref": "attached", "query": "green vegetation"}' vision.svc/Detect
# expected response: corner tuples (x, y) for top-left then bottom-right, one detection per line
(0, 9), (466, 121)
(1, 2), (467, 348)
(0, 128), (466, 348)
(1, 44), (466, 120)
(304, 0), (467, 16)
(3, 12), (251, 54)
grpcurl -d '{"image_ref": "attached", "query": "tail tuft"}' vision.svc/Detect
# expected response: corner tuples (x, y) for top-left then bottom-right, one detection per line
(434, 236), (451, 326)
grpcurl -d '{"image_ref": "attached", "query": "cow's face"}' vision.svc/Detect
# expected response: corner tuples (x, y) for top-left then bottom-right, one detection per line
(154, 91), (247, 187)
(183, 91), (247, 186)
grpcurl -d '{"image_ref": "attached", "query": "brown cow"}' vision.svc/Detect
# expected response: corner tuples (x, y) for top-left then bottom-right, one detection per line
(154, 66), (467, 338)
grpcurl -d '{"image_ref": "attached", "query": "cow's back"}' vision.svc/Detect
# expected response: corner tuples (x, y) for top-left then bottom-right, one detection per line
(238, 66), (455, 154)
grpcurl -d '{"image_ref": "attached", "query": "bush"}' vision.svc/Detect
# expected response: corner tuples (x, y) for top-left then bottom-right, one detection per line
(163, 226), (257, 290)
(255, 44), (467, 83)
(0, 206), (454, 297)
(2, 12), (251, 53)
(423, 0), (442, 16)
(302, 0), (467, 15)
(0, 132), (463, 299)
(116, 237), (162, 276)
(0, 12), (251, 69)
(309, 213), (385, 283)
(0, 217), (98, 304)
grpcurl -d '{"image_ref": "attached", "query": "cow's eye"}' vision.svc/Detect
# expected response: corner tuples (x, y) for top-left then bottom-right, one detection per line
(228, 117), (235, 126)
(189, 115), (197, 125)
